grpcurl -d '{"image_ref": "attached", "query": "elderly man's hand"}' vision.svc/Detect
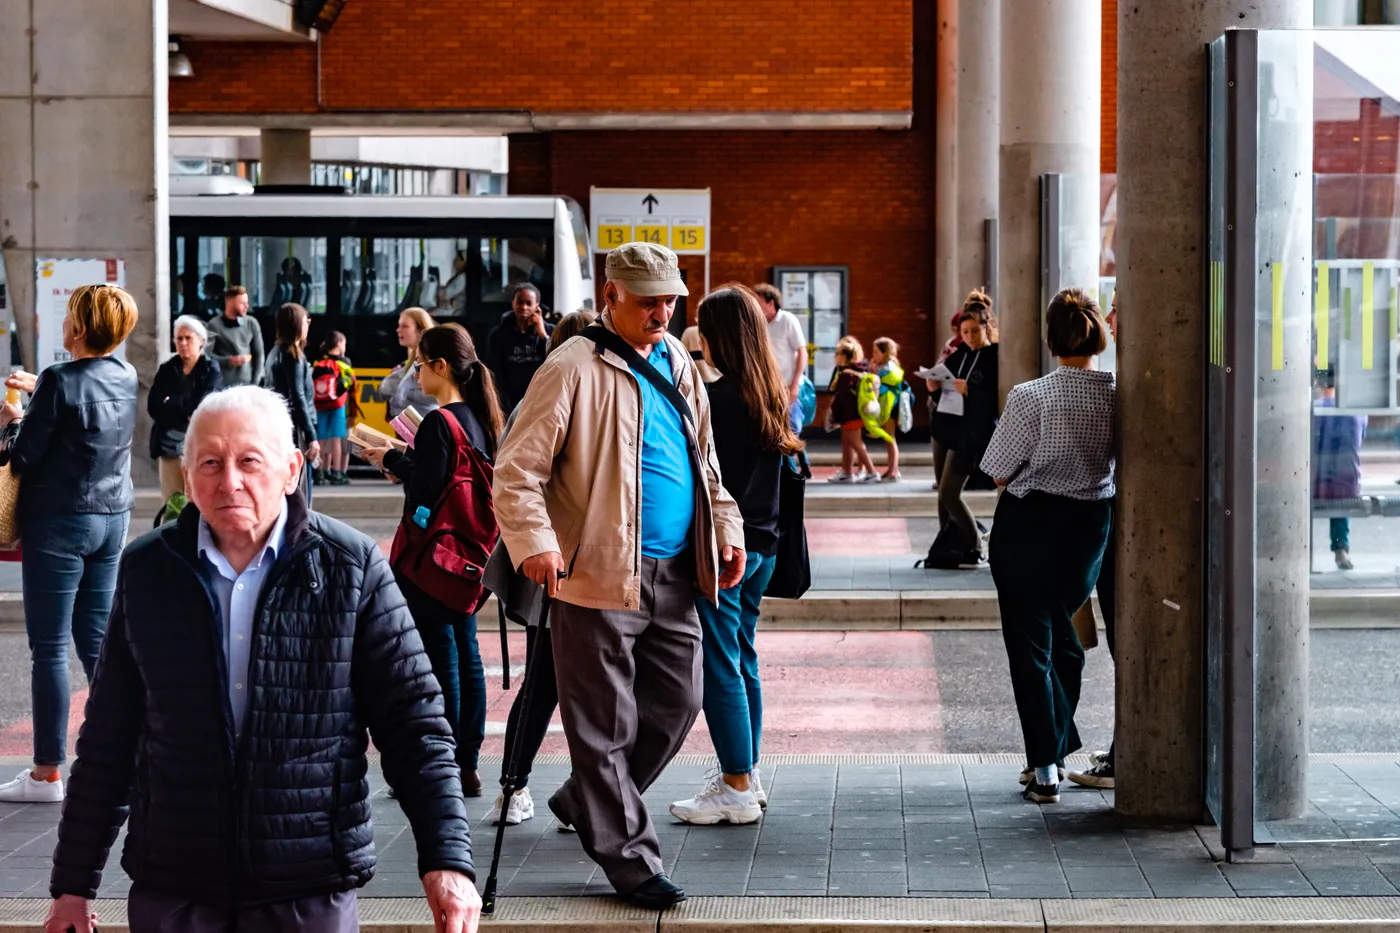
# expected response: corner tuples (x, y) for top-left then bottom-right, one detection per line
(423, 870), (480, 933)
(44, 895), (96, 933)
(718, 545), (746, 589)
(521, 551), (566, 598)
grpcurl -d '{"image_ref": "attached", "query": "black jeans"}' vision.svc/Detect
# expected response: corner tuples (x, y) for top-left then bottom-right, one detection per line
(501, 624), (559, 789)
(990, 491), (1112, 769)
(396, 574), (486, 774)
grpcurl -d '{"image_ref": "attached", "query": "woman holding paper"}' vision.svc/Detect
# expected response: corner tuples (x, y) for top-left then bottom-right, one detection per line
(927, 293), (998, 566)
(361, 323), (505, 797)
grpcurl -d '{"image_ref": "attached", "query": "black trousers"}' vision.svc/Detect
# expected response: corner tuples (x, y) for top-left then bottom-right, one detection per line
(990, 490), (1112, 769)
(501, 624), (560, 789)
(1097, 507), (1117, 763)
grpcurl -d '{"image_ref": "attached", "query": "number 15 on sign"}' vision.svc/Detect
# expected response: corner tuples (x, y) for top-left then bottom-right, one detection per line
(671, 217), (705, 252)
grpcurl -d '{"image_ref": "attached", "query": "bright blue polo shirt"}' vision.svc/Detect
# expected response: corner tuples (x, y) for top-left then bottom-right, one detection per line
(633, 339), (696, 558)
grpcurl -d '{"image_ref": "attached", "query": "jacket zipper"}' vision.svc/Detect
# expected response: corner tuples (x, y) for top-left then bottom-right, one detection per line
(165, 531), (321, 899)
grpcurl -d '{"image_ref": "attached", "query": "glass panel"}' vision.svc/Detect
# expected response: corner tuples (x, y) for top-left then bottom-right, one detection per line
(340, 236), (470, 317)
(195, 236), (229, 317)
(478, 236), (549, 305)
(1251, 28), (1400, 844)
(239, 236), (328, 315)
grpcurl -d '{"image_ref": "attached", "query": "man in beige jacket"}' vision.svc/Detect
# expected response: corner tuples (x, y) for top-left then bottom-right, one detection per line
(493, 243), (745, 910)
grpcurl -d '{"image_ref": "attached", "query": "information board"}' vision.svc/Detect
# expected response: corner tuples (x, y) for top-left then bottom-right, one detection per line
(35, 258), (126, 371)
(590, 188), (711, 256)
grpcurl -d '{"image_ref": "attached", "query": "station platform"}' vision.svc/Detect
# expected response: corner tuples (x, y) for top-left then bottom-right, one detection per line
(2, 755), (1400, 930)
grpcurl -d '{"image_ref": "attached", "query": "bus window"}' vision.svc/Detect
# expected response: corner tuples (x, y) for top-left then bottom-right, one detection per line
(239, 237), (328, 315)
(342, 237), (470, 317)
(196, 237), (229, 317)
(479, 236), (548, 304)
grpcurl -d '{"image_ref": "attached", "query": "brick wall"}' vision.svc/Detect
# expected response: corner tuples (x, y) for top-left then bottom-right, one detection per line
(1102, 0), (1117, 173)
(512, 126), (936, 381)
(172, 0), (912, 115)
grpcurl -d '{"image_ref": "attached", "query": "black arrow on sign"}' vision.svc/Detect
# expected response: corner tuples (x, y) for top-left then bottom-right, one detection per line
(642, 194), (659, 214)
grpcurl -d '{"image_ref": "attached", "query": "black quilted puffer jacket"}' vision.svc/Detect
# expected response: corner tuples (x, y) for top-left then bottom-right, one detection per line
(49, 493), (474, 907)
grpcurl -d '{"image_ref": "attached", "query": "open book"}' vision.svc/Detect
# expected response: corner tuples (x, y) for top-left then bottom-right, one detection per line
(348, 422), (406, 458)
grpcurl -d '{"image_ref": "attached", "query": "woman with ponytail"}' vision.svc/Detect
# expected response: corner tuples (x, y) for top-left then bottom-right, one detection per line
(669, 284), (803, 826)
(980, 287), (1115, 806)
(361, 323), (505, 797)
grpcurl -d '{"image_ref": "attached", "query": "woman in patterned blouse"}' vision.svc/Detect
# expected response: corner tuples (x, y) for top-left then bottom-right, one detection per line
(979, 287), (1115, 805)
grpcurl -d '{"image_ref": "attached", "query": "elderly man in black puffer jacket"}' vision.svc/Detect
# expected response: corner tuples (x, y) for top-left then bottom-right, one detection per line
(44, 385), (480, 933)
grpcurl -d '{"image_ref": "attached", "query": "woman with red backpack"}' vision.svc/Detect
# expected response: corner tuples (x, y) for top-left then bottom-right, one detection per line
(311, 331), (359, 485)
(361, 324), (506, 797)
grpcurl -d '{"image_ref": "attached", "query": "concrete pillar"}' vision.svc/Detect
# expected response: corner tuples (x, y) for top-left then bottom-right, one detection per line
(996, 0), (1100, 400)
(956, 0), (999, 303)
(260, 128), (312, 185)
(933, 0), (960, 339)
(1115, 0), (1312, 822)
(0, 0), (168, 486)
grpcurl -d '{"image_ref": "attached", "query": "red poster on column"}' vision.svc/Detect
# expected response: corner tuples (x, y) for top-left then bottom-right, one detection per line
(105, 259), (118, 282)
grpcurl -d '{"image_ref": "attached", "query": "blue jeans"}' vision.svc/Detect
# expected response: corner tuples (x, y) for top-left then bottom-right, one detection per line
(21, 511), (130, 766)
(697, 551), (777, 775)
(1330, 517), (1350, 552)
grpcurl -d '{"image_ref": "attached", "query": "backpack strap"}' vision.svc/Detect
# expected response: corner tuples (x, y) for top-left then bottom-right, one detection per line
(581, 324), (694, 427)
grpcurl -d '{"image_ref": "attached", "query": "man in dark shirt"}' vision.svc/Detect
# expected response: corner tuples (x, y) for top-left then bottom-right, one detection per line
(487, 284), (553, 411)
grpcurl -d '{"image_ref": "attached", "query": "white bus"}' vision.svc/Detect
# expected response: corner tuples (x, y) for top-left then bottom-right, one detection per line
(170, 189), (594, 428)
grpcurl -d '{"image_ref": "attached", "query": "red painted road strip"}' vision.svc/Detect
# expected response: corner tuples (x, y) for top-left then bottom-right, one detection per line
(0, 633), (944, 761)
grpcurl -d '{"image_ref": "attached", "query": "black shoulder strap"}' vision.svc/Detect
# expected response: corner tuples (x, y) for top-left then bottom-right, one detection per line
(581, 324), (694, 426)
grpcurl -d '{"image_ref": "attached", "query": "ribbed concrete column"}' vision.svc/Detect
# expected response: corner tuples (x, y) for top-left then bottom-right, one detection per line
(1116, 0), (1312, 822)
(956, 0), (999, 302)
(996, 0), (1100, 400)
(0, 0), (168, 485)
(260, 128), (312, 185)
(934, 0), (960, 337)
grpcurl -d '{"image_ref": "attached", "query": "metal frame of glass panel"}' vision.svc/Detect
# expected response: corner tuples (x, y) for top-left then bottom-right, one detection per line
(1206, 28), (1260, 861)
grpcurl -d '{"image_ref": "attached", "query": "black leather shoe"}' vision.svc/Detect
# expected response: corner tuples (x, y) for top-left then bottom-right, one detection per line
(622, 873), (686, 910)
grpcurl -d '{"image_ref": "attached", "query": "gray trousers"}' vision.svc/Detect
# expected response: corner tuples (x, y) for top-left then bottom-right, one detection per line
(548, 552), (702, 893)
(128, 885), (357, 933)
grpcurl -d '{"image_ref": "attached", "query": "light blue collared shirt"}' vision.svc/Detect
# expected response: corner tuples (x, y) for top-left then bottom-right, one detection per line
(197, 501), (289, 743)
(631, 339), (696, 558)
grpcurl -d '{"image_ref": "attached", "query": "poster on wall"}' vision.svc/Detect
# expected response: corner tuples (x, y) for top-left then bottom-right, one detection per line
(35, 258), (125, 372)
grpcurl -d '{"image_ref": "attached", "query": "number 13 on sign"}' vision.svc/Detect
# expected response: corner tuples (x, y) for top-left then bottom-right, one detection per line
(597, 217), (631, 249)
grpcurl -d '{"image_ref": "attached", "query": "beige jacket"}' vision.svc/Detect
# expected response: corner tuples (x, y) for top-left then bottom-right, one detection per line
(493, 314), (744, 611)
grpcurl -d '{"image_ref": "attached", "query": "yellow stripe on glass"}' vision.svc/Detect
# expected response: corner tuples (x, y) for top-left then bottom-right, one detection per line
(1271, 262), (1285, 370)
(1362, 262), (1375, 370)
(1315, 262), (1329, 370)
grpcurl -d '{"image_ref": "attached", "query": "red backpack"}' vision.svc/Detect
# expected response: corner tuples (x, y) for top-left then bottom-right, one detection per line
(389, 412), (499, 615)
(312, 359), (350, 412)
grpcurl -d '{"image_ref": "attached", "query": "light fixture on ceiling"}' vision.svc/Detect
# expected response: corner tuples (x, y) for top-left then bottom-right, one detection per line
(169, 38), (193, 78)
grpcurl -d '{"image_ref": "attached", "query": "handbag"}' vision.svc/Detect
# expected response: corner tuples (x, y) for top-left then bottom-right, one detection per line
(0, 462), (20, 548)
(764, 456), (810, 599)
(1072, 599), (1099, 649)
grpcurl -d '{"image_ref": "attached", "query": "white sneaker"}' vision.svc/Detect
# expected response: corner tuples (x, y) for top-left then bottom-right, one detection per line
(670, 775), (762, 825)
(828, 471), (855, 484)
(0, 769), (63, 804)
(857, 471), (881, 484)
(750, 767), (768, 809)
(487, 786), (534, 826)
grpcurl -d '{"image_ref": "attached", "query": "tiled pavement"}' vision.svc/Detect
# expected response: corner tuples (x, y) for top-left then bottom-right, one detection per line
(4, 756), (1400, 902)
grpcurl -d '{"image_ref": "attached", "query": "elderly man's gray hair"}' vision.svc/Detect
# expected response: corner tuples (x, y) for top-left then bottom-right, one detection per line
(183, 386), (295, 464)
(173, 314), (209, 343)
